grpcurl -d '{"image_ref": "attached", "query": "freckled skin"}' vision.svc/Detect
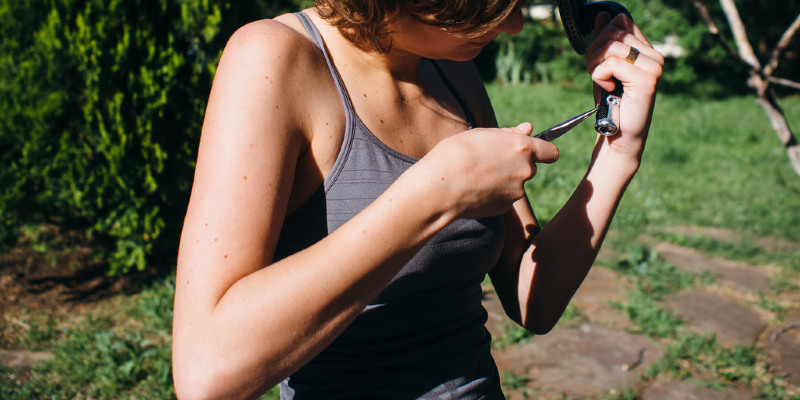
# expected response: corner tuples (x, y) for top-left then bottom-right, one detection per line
(171, 7), (662, 399)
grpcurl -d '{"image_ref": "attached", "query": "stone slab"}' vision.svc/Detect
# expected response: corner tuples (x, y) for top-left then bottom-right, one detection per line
(0, 349), (53, 372)
(640, 378), (753, 400)
(653, 242), (773, 293)
(571, 266), (630, 328)
(659, 226), (800, 253)
(572, 266), (625, 306)
(483, 266), (631, 341)
(765, 314), (800, 386)
(665, 289), (766, 348)
(493, 323), (663, 398)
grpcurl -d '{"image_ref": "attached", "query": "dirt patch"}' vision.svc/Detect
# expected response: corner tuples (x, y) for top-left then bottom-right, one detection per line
(0, 226), (162, 321)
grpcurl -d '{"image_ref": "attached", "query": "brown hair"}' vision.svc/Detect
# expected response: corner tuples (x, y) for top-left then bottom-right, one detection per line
(315, 0), (522, 53)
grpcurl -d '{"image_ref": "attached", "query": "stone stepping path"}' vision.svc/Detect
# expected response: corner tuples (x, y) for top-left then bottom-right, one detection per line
(652, 241), (776, 293)
(570, 266), (631, 328)
(493, 323), (663, 399)
(664, 289), (767, 348)
(659, 226), (800, 253)
(0, 349), (53, 372)
(483, 227), (800, 399)
(486, 266), (662, 399)
(640, 378), (753, 400)
(764, 311), (800, 386)
(2, 227), (798, 398)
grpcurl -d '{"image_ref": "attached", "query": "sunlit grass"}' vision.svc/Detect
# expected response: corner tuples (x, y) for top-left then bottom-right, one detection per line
(487, 84), (800, 246)
(490, 84), (800, 399)
(1, 278), (175, 399)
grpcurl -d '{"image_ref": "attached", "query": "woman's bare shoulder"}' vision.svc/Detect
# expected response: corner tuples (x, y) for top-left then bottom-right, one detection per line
(208, 13), (337, 139)
(212, 13), (335, 106)
(219, 14), (321, 80)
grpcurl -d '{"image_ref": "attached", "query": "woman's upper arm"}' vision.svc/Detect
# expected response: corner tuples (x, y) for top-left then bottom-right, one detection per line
(175, 21), (310, 316)
(489, 197), (539, 323)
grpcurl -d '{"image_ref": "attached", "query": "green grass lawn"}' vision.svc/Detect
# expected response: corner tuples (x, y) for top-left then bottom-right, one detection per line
(489, 84), (800, 246)
(2, 85), (800, 399)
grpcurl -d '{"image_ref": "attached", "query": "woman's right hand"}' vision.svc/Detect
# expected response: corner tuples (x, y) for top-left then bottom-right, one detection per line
(414, 123), (559, 220)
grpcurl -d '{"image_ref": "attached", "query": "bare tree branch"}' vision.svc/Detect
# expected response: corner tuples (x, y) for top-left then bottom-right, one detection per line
(757, 93), (796, 147)
(693, 1), (744, 64)
(765, 13), (800, 77)
(769, 76), (800, 91)
(694, 1), (800, 176)
(693, 0), (720, 35)
(719, 0), (761, 69)
(756, 94), (800, 176)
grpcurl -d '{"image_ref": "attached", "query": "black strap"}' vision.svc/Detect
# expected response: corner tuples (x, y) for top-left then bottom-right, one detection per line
(429, 60), (478, 130)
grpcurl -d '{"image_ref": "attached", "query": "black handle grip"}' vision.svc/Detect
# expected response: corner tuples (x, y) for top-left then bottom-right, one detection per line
(595, 78), (623, 135)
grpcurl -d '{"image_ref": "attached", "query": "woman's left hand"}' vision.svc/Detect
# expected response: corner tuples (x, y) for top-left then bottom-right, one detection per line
(584, 12), (664, 159)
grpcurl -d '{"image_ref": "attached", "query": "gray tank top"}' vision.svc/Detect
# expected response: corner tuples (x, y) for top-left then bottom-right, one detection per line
(276, 12), (506, 399)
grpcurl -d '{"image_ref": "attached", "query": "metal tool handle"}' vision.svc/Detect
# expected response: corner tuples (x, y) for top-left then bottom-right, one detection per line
(595, 78), (623, 135)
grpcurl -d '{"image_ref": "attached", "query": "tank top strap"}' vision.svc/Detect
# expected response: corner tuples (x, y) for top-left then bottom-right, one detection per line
(295, 12), (357, 119)
(294, 11), (356, 189)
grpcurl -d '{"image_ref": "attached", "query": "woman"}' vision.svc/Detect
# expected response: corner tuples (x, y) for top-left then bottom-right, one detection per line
(171, 0), (663, 398)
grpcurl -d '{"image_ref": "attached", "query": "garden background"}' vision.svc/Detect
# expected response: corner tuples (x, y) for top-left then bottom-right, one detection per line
(1, 0), (800, 398)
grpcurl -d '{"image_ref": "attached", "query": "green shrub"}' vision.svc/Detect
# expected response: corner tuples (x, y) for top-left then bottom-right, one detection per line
(0, 0), (291, 274)
(480, 18), (587, 88)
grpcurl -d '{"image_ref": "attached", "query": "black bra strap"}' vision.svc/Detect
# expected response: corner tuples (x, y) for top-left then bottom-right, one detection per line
(429, 60), (478, 129)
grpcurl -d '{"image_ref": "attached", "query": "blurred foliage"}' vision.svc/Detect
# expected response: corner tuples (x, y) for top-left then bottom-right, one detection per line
(477, 0), (800, 97)
(0, 0), (308, 274)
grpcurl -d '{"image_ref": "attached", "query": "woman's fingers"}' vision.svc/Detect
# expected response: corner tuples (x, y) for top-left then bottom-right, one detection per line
(586, 14), (662, 65)
(506, 123), (560, 164)
(421, 125), (562, 218)
(586, 40), (663, 75)
(592, 11), (613, 37)
(587, 13), (645, 53)
(583, 13), (663, 92)
(589, 51), (662, 94)
(577, 13), (663, 141)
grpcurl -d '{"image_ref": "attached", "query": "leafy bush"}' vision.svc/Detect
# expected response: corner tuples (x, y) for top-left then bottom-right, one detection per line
(0, 0), (310, 274)
(478, 18), (587, 88)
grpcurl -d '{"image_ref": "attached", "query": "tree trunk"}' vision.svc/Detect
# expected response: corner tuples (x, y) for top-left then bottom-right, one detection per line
(695, 0), (800, 176)
(756, 94), (800, 176)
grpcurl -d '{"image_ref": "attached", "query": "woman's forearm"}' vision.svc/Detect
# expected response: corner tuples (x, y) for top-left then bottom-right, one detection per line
(517, 137), (641, 333)
(172, 167), (454, 399)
